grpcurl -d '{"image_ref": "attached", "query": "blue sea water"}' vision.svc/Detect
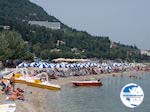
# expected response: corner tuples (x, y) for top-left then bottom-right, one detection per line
(47, 72), (150, 112)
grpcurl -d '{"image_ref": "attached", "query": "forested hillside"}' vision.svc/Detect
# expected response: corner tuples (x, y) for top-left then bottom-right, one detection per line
(0, 0), (141, 62)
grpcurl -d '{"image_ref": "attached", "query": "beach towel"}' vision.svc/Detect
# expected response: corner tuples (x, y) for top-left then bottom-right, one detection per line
(0, 103), (16, 112)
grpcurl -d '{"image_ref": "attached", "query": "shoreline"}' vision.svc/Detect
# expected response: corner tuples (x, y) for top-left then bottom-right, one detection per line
(0, 70), (149, 112)
(50, 70), (148, 86)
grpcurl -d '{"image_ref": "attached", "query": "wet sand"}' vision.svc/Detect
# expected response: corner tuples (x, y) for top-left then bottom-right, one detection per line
(0, 70), (148, 112)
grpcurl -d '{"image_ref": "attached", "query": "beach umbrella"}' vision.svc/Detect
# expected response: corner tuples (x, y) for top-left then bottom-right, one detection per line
(68, 64), (74, 68)
(79, 64), (84, 68)
(102, 63), (108, 67)
(124, 63), (128, 66)
(64, 64), (69, 68)
(97, 64), (102, 68)
(48, 63), (55, 68)
(112, 63), (117, 67)
(48, 64), (52, 68)
(108, 66), (112, 70)
(91, 63), (98, 67)
(18, 62), (29, 68)
(84, 64), (90, 68)
(54, 64), (61, 68)
(29, 62), (40, 67)
(105, 66), (109, 70)
(37, 62), (50, 68)
(93, 63), (97, 66)
(38, 63), (48, 68)
(29, 62), (49, 68)
(59, 63), (66, 68)
(89, 63), (94, 67)
(76, 63), (80, 67)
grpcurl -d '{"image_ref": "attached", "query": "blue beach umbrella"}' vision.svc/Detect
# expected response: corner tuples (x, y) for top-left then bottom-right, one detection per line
(79, 64), (84, 68)
(38, 64), (48, 68)
(49, 63), (56, 68)
(38, 62), (50, 68)
(55, 64), (61, 68)
(18, 62), (29, 68)
(29, 62), (40, 67)
(97, 64), (101, 68)
(48, 64), (52, 68)
(65, 64), (70, 68)
(84, 64), (89, 68)
(102, 63), (108, 67)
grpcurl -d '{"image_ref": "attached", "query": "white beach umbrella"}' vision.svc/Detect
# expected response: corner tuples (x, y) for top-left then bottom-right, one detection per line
(64, 64), (69, 68)
(29, 62), (40, 67)
(102, 63), (108, 67)
(38, 63), (48, 68)
(55, 64), (61, 68)
(18, 62), (29, 68)
(97, 64), (102, 68)
(68, 64), (74, 68)
(48, 63), (54, 68)
(79, 64), (84, 68)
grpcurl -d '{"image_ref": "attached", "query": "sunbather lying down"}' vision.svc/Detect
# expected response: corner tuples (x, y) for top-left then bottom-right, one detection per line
(6, 88), (25, 101)
(0, 78), (10, 94)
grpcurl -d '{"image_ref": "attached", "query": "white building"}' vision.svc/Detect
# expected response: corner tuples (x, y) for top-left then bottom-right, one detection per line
(0, 25), (10, 30)
(28, 21), (61, 29)
(141, 50), (150, 56)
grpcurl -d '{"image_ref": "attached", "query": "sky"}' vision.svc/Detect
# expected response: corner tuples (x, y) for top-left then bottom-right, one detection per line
(30, 0), (150, 50)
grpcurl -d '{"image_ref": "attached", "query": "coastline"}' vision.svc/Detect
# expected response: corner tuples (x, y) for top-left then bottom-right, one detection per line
(0, 70), (149, 112)
(49, 70), (147, 86)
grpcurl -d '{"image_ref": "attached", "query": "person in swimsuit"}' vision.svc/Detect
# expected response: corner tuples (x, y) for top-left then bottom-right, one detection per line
(10, 74), (15, 91)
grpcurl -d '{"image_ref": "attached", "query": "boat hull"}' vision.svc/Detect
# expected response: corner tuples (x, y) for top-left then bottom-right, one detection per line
(14, 79), (27, 84)
(72, 81), (102, 86)
(4, 77), (27, 84)
(26, 81), (61, 91)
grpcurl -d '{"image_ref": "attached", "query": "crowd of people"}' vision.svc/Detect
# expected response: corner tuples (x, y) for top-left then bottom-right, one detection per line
(0, 74), (24, 101)
(28, 63), (150, 80)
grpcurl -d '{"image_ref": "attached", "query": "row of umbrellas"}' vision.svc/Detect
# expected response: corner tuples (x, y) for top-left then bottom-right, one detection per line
(18, 62), (136, 69)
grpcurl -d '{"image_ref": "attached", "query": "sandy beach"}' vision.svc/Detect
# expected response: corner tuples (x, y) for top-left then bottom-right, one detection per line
(0, 83), (48, 112)
(0, 70), (149, 112)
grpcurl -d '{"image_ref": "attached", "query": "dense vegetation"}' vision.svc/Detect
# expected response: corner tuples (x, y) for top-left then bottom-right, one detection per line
(0, 0), (144, 62)
(0, 31), (33, 61)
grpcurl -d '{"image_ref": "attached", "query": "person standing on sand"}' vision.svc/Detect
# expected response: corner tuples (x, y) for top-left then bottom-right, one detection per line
(10, 74), (15, 91)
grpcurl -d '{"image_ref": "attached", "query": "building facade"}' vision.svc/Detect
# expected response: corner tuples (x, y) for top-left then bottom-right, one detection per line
(28, 21), (61, 29)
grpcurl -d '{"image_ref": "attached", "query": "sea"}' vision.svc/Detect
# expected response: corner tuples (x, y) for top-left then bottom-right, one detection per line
(47, 72), (150, 112)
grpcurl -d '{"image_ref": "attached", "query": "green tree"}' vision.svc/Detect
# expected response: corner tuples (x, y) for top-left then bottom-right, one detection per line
(0, 31), (33, 60)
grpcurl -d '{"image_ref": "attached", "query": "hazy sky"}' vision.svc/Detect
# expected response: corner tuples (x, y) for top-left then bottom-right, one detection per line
(30, 0), (150, 50)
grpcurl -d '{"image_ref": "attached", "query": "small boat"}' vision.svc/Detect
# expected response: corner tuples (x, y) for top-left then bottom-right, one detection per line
(3, 68), (29, 84)
(4, 73), (27, 84)
(72, 80), (102, 86)
(26, 79), (61, 91)
(26, 73), (61, 91)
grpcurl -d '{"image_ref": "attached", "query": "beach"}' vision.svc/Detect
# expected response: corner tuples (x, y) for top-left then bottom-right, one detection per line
(0, 70), (149, 112)
(0, 83), (48, 112)
(49, 71), (143, 86)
